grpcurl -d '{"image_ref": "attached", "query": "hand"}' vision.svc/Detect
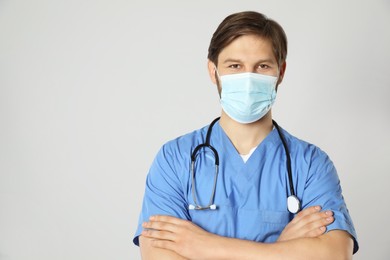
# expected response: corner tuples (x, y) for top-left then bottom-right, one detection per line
(142, 215), (219, 260)
(278, 206), (334, 242)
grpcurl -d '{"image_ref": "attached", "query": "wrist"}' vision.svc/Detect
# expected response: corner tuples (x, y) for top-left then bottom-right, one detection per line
(204, 234), (232, 260)
(208, 236), (259, 260)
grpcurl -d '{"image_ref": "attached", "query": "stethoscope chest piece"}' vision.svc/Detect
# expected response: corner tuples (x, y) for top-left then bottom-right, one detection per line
(287, 195), (301, 214)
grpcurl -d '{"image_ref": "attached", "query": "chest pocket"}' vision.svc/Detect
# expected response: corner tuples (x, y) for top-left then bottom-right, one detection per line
(189, 206), (291, 243)
(235, 208), (291, 242)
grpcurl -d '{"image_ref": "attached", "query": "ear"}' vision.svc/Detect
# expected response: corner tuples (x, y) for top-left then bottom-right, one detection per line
(207, 60), (218, 85)
(277, 61), (287, 86)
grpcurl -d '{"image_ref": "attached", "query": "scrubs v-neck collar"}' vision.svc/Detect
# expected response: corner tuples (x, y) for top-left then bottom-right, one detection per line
(213, 121), (281, 181)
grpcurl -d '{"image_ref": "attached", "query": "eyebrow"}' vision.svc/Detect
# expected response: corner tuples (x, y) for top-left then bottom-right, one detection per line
(223, 58), (243, 64)
(222, 58), (276, 64)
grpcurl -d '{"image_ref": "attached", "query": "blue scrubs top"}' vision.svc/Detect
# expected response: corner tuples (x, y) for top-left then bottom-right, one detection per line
(133, 122), (359, 253)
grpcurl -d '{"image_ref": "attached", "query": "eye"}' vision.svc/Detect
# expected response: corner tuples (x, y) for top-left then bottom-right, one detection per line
(258, 64), (270, 69)
(228, 64), (241, 69)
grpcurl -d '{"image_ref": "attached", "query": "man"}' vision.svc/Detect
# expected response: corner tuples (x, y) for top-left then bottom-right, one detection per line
(133, 11), (358, 259)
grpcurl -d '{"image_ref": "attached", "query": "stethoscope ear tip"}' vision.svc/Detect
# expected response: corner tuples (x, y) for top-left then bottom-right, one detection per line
(188, 204), (217, 210)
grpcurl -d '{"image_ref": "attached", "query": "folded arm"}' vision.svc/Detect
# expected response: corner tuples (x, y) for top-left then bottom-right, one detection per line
(140, 235), (187, 260)
(139, 207), (353, 260)
(211, 230), (353, 260)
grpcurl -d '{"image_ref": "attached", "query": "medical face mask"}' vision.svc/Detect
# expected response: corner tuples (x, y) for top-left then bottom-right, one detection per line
(218, 71), (278, 124)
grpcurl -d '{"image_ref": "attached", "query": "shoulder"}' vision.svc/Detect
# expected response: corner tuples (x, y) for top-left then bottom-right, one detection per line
(147, 124), (209, 184)
(282, 129), (326, 155)
(279, 127), (334, 169)
(279, 128), (322, 155)
(157, 124), (209, 162)
(279, 127), (339, 189)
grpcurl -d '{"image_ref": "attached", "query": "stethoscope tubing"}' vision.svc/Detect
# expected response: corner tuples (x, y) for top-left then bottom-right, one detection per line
(189, 117), (300, 213)
(272, 120), (296, 197)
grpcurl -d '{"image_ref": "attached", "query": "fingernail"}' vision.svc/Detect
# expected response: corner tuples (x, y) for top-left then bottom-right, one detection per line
(149, 216), (155, 220)
(320, 226), (326, 231)
(143, 221), (151, 227)
(315, 206), (321, 211)
(326, 217), (333, 222)
(325, 210), (333, 216)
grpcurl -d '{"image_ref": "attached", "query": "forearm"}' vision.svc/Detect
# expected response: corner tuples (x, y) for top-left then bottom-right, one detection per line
(141, 215), (353, 260)
(210, 231), (353, 260)
(139, 235), (188, 260)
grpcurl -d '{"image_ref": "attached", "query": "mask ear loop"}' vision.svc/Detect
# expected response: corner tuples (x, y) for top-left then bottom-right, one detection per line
(213, 65), (223, 97)
(213, 65), (221, 81)
(275, 66), (283, 91)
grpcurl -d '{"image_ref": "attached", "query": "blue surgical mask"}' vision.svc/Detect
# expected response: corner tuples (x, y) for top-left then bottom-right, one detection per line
(218, 71), (278, 124)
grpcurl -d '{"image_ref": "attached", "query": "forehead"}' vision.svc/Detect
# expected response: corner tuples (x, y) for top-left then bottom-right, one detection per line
(218, 35), (276, 64)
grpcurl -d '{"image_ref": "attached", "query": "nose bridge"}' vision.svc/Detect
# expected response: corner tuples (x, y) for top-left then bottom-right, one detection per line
(244, 68), (256, 73)
(243, 62), (256, 73)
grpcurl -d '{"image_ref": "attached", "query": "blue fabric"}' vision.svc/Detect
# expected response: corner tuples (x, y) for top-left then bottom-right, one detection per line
(133, 122), (359, 253)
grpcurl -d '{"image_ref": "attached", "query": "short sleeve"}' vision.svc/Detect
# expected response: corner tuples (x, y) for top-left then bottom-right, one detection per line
(133, 144), (190, 246)
(302, 147), (359, 254)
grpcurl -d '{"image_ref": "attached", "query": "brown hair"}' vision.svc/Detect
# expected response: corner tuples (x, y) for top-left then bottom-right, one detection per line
(207, 11), (287, 67)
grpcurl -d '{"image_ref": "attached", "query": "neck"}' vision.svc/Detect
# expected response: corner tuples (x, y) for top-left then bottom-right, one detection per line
(219, 111), (273, 155)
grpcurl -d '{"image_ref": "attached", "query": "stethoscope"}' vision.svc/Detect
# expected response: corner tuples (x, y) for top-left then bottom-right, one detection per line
(188, 117), (301, 214)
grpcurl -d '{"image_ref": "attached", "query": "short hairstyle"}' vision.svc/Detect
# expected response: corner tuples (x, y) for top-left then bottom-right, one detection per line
(207, 11), (287, 67)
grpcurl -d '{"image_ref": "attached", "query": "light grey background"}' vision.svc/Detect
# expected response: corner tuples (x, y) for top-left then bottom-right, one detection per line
(0, 0), (389, 259)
